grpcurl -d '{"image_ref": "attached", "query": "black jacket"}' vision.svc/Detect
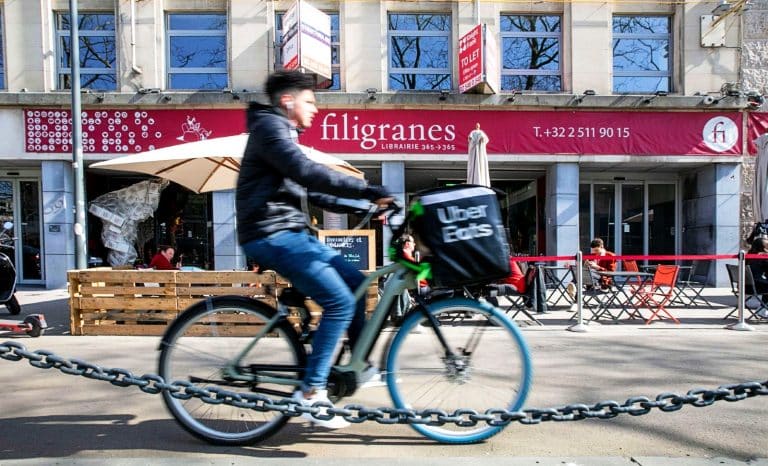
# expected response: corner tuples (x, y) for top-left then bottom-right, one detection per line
(236, 102), (388, 244)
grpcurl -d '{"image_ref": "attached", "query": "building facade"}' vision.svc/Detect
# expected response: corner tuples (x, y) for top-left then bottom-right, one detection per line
(0, 0), (765, 288)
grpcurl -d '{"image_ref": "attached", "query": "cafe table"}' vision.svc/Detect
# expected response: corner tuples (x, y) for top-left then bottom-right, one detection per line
(592, 270), (654, 321)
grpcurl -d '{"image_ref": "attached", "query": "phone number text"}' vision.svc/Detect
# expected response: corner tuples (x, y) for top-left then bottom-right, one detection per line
(533, 126), (630, 138)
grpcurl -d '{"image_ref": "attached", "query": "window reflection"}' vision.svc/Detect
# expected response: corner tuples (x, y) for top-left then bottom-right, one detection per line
(612, 16), (671, 93)
(500, 15), (561, 91)
(388, 13), (451, 90)
(57, 13), (116, 90)
(167, 13), (227, 90)
(0, 10), (5, 89)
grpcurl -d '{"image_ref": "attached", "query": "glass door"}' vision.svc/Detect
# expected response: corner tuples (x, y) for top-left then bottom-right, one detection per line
(579, 181), (677, 258)
(0, 179), (43, 283)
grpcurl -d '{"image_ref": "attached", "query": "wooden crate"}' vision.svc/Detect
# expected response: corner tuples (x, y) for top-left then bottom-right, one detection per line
(68, 269), (378, 336)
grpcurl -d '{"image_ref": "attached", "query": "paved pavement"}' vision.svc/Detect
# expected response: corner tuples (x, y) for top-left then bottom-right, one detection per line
(0, 286), (766, 465)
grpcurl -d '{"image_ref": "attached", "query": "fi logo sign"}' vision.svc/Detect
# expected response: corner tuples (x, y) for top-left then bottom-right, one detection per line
(702, 116), (738, 152)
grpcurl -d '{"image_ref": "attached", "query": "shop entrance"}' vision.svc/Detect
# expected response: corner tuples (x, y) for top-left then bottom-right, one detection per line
(579, 182), (677, 256)
(0, 179), (43, 283)
(86, 175), (213, 269)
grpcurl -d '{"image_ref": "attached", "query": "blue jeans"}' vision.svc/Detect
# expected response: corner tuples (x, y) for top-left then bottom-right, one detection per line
(242, 230), (366, 391)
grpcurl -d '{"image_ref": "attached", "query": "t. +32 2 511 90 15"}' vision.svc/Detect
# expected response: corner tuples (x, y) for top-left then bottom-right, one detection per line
(533, 126), (631, 138)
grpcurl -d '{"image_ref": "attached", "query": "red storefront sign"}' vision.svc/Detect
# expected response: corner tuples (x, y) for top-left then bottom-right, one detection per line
(304, 110), (743, 156)
(24, 108), (743, 156)
(747, 112), (768, 155)
(24, 109), (245, 154)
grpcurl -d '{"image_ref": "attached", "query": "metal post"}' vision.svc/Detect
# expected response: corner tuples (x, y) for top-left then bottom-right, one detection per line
(568, 251), (588, 332)
(70, 0), (88, 270)
(727, 250), (754, 331)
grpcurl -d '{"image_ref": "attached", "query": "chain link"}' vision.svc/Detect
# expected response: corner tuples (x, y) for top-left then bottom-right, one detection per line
(2, 340), (766, 427)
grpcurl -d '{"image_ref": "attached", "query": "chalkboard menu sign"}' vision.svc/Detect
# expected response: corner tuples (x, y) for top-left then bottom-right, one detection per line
(317, 229), (375, 271)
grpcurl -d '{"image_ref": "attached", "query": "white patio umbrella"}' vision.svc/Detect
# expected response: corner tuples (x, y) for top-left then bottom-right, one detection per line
(467, 123), (491, 187)
(90, 133), (364, 194)
(753, 134), (768, 223)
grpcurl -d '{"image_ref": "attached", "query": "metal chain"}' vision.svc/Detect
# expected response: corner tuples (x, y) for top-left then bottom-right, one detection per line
(2, 340), (767, 426)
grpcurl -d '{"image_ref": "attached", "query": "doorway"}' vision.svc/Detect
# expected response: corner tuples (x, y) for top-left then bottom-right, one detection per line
(579, 181), (677, 256)
(0, 179), (43, 283)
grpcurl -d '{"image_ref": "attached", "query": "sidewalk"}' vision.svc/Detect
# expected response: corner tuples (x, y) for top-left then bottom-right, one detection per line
(6, 285), (764, 336)
(0, 286), (766, 464)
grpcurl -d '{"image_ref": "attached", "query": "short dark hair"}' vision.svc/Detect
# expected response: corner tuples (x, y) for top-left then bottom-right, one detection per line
(590, 238), (604, 249)
(265, 71), (315, 106)
(158, 245), (174, 253)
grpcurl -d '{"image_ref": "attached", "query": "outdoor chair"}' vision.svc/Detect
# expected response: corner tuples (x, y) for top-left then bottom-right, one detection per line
(675, 260), (713, 308)
(633, 265), (680, 325)
(484, 264), (544, 325)
(568, 263), (613, 321)
(724, 263), (768, 321)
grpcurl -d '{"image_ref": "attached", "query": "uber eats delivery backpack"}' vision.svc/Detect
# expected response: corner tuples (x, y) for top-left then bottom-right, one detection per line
(409, 184), (510, 287)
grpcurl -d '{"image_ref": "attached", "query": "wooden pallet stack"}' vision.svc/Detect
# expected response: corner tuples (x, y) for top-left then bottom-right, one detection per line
(68, 269), (378, 336)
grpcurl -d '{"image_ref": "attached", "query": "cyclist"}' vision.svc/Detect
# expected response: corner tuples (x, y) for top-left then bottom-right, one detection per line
(236, 70), (392, 429)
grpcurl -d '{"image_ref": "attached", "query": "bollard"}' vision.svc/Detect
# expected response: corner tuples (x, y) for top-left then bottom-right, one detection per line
(727, 250), (755, 331)
(567, 250), (588, 333)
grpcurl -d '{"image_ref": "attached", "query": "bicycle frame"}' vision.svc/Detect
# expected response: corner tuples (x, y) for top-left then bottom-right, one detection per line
(222, 260), (419, 392)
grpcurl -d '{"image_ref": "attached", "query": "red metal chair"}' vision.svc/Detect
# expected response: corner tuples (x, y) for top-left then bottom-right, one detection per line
(633, 265), (681, 325)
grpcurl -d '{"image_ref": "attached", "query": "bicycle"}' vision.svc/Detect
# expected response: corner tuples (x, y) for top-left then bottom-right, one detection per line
(157, 203), (532, 446)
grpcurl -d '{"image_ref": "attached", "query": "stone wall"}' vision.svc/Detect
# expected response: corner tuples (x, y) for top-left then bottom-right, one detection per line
(741, 1), (768, 245)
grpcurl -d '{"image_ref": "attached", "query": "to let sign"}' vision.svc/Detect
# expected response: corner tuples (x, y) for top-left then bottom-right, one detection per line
(458, 25), (483, 93)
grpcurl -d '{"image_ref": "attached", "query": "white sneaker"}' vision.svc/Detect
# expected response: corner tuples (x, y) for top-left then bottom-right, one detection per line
(566, 282), (577, 300)
(291, 389), (350, 429)
(358, 365), (386, 388)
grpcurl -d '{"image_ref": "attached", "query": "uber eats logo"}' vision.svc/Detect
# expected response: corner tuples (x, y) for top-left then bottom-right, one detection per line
(436, 204), (494, 243)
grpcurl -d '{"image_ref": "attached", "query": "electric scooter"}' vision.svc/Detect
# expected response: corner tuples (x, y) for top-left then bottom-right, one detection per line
(0, 221), (46, 337)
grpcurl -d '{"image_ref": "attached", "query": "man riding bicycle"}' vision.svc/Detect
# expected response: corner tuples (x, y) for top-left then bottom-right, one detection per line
(236, 70), (392, 429)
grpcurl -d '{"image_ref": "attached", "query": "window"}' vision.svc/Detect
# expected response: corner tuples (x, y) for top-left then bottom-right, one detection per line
(388, 13), (451, 90)
(56, 12), (116, 90)
(612, 16), (671, 93)
(500, 14), (561, 91)
(0, 9), (5, 89)
(275, 12), (340, 90)
(167, 13), (227, 90)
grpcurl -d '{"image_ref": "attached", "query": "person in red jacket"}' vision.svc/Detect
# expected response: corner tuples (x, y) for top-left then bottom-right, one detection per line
(586, 237), (616, 289)
(149, 245), (180, 270)
(500, 257), (527, 294)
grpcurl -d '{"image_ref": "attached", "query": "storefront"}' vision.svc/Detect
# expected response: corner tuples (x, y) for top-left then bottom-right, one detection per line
(15, 107), (755, 288)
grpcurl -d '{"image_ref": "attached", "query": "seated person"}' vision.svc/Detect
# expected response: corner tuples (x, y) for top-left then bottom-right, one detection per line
(486, 257), (534, 309)
(386, 234), (427, 323)
(585, 237), (616, 289)
(747, 237), (768, 292)
(149, 245), (181, 270)
(566, 237), (616, 298)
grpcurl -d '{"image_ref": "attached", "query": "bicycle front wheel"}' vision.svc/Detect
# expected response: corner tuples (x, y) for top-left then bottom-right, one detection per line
(385, 297), (532, 444)
(158, 296), (306, 446)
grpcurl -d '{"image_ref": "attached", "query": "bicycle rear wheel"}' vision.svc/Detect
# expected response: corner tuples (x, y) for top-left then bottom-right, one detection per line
(384, 297), (532, 444)
(158, 296), (305, 446)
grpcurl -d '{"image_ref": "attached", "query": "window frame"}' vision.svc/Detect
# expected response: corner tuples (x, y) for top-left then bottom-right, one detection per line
(499, 13), (562, 92)
(274, 11), (341, 91)
(166, 12), (228, 91)
(387, 12), (452, 91)
(55, 11), (117, 91)
(0, 7), (5, 89)
(612, 15), (672, 94)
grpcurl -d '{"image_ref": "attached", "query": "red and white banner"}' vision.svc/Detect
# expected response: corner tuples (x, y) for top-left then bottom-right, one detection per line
(304, 110), (743, 156)
(458, 25), (483, 93)
(747, 112), (768, 155)
(24, 108), (743, 156)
